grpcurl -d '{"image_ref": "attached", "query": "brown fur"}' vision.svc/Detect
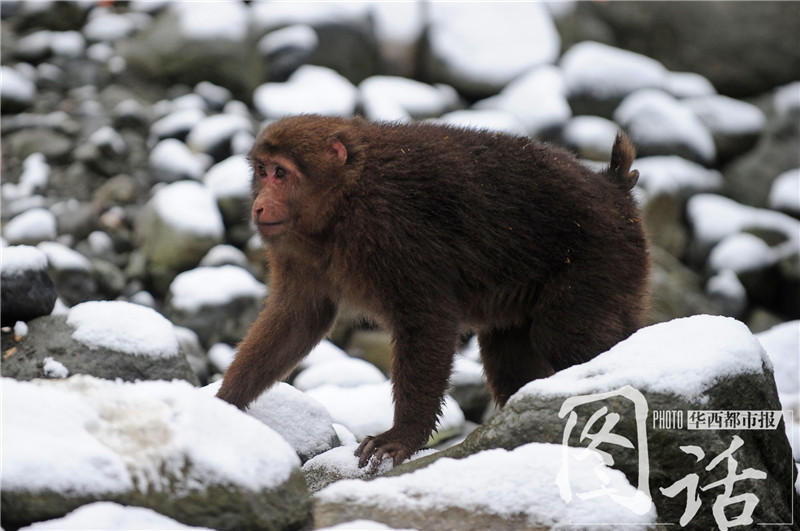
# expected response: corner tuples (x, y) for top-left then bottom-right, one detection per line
(217, 115), (649, 467)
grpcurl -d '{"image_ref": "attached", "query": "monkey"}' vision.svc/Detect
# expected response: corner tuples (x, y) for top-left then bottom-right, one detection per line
(216, 115), (649, 469)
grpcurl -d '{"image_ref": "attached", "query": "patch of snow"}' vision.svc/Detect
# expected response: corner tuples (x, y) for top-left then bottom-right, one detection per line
(67, 301), (180, 358)
(37, 241), (91, 271)
(83, 9), (136, 41)
(450, 355), (485, 387)
(50, 298), (69, 315)
(427, 3), (560, 90)
(149, 139), (207, 181)
(129, 290), (156, 308)
(632, 156), (723, 197)
(305, 444), (394, 478)
(19, 501), (211, 530)
(434, 109), (528, 137)
(757, 321), (800, 399)
(705, 269), (747, 311)
(370, 2), (423, 48)
(708, 233), (776, 273)
(317, 519), (414, 531)
(168, 265), (266, 312)
(4, 208), (57, 245)
(333, 423), (357, 446)
(186, 113), (252, 154)
(208, 343), (236, 374)
(232, 130), (255, 156)
(665, 71), (716, 99)
(685, 95), (765, 135)
(0, 245), (48, 276)
(294, 357), (386, 391)
(14, 321), (29, 338)
(258, 24), (318, 55)
(687, 193), (800, 251)
(194, 81), (231, 109)
(773, 81), (800, 118)
(298, 339), (351, 370)
(172, 2), (247, 41)
(459, 335), (481, 362)
(614, 89), (716, 164)
(253, 65), (358, 119)
(42, 357), (69, 378)
(315, 443), (655, 526)
(199, 244), (248, 268)
(518, 315), (769, 403)
(16, 30), (51, 59)
(561, 116), (619, 159)
(152, 180), (225, 237)
(561, 41), (667, 100)
(86, 42), (114, 62)
(50, 31), (86, 58)
(474, 66), (570, 135)
(359, 76), (458, 120)
(89, 126), (127, 154)
(203, 154), (252, 200)
(251, 2), (369, 29)
(768, 168), (800, 215)
(87, 230), (114, 255)
(150, 108), (205, 143)
(3, 376), (299, 496)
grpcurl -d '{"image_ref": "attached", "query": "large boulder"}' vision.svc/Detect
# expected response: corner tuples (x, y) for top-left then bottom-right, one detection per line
(1, 376), (310, 530)
(1, 245), (57, 326)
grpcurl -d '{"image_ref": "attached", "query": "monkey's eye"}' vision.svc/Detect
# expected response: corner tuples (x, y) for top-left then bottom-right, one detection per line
(274, 166), (287, 180)
(256, 163), (267, 178)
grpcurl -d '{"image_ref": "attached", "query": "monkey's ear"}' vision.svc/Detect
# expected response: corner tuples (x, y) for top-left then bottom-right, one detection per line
(331, 139), (348, 165)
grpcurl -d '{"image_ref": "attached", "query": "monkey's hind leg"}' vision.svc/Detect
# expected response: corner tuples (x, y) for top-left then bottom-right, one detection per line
(478, 323), (555, 407)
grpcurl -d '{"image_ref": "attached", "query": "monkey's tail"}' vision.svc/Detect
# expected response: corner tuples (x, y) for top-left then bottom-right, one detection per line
(606, 131), (639, 190)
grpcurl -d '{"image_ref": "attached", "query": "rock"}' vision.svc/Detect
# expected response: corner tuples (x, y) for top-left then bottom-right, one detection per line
(2, 300), (197, 384)
(757, 321), (800, 414)
(208, 342), (236, 375)
(149, 108), (205, 144)
(4, 127), (73, 162)
(149, 138), (208, 182)
(560, 41), (668, 118)
(205, 381), (340, 463)
(76, 125), (129, 177)
(432, 110), (528, 137)
(90, 258), (126, 300)
(314, 443), (656, 529)
(473, 66), (570, 137)
(165, 265), (266, 347)
(0, 65), (36, 113)
(1, 375), (310, 530)
(556, 1), (800, 98)
(768, 168), (800, 217)
(136, 181), (224, 292)
(199, 244), (249, 269)
(448, 354), (490, 423)
(614, 89), (716, 165)
(253, 65), (358, 119)
(359, 76), (458, 123)
(18, 502), (212, 530)
(0, 245), (57, 326)
(174, 325), (209, 385)
(112, 98), (151, 130)
(82, 7), (141, 42)
(36, 241), (97, 306)
(297, 339), (352, 371)
(202, 154), (252, 229)
(2, 152), (50, 201)
(257, 24), (318, 82)
(4, 208), (57, 245)
(419, 3), (559, 98)
(561, 115), (619, 161)
(706, 269), (748, 318)
(684, 95), (765, 164)
(293, 357), (386, 391)
(390, 315), (798, 529)
(194, 81), (232, 111)
(664, 71), (716, 99)
(185, 113), (252, 162)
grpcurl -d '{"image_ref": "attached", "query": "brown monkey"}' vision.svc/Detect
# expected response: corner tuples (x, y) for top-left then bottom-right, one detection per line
(217, 115), (649, 468)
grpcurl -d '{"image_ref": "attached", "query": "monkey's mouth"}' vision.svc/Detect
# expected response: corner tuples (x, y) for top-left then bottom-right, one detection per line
(256, 220), (288, 237)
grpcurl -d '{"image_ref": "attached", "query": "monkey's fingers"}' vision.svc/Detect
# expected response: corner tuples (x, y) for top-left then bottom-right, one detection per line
(355, 436), (377, 468)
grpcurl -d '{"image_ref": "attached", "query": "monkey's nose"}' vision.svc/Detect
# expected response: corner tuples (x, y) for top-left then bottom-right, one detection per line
(253, 207), (264, 221)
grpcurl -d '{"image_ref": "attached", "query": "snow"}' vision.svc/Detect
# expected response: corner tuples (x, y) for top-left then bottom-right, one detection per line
(665, 71), (716, 99)
(369, 2), (423, 47)
(14, 320), (30, 338)
(561, 41), (667, 99)
(3, 376), (299, 496)
(83, 9), (137, 41)
(203, 154), (252, 200)
(208, 343), (236, 373)
(1, 65), (36, 105)
(199, 244), (249, 268)
(474, 66), (570, 135)
(317, 520), (414, 531)
(49, 31), (86, 58)
(298, 339), (351, 370)
(129, 290), (156, 308)
(88, 230), (114, 255)
(705, 269), (747, 308)
(293, 357), (386, 391)
(42, 356), (69, 378)
(614, 89), (716, 165)
(172, 2), (247, 41)
(307, 382), (464, 441)
(426, 3), (560, 89)
(4, 208), (57, 244)
(168, 265), (267, 312)
(768, 168), (800, 214)
(89, 126), (126, 154)
(194, 81), (232, 109)
(149, 138), (207, 181)
(518, 315), (769, 403)
(1, 245), (49, 275)
(687, 193), (800, 250)
(67, 301), (180, 358)
(86, 42), (114, 63)
(632, 156), (723, 197)
(303, 444), (437, 480)
(16, 30), (51, 59)
(773, 81), (800, 117)
(19, 501), (212, 530)
(205, 380), (337, 460)
(359, 76), (458, 120)
(433, 109), (528, 137)
(756, 321), (800, 399)
(37, 241), (91, 271)
(250, 2), (369, 29)
(708, 233), (776, 273)
(258, 24), (318, 55)
(450, 355), (485, 387)
(333, 423), (357, 446)
(152, 180), (224, 237)
(186, 113), (253, 154)
(315, 443), (655, 526)
(562, 116), (619, 159)
(149, 108), (205, 143)
(684, 95), (765, 135)
(253, 65), (358, 119)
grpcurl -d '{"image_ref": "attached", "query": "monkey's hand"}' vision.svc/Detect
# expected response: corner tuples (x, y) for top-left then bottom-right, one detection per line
(354, 428), (422, 471)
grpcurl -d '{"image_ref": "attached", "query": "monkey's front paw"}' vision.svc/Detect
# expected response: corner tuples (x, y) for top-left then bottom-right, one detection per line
(354, 431), (416, 471)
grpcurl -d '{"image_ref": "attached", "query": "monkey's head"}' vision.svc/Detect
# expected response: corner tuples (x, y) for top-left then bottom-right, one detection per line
(248, 115), (363, 241)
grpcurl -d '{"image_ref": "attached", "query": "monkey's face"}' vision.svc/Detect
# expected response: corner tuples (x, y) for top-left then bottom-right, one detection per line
(250, 153), (300, 239)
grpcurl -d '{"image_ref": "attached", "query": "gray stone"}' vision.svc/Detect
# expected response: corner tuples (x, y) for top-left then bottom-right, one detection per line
(0, 247), (57, 326)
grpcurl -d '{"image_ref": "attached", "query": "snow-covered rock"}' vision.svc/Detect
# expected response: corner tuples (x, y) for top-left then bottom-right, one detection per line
(171, 2), (248, 42)
(1, 65), (36, 112)
(632, 156), (723, 198)
(208, 342), (235, 374)
(474, 66), (570, 136)
(258, 24), (318, 56)
(298, 339), (352, 370)
(664, 71), (716, 99)
(19, 502), (212, 531)
(614, 89), (716, 165)
(2, 152), (50, 201)
(83, 8), (138, 42)
(202, 154), (252, 227)
(768, 168), (800, 216)
(708, 233), (776, 273)
(149, 138), (208, 182)
(359, 76), (458, 122)
(314, 443), (655, 529)
(1, 245), (57, 326)
(199, 244), (249, 269)
(165, 265), (266, 347)
(773, 81), (800, 119)
(433, 109), (528, 137)
(294, 357), (387, 391)
(684, 94), (765, 162)
(561, 115), (619, 161)
(36, 241), (97, 306)
(185, 113), (252, 161)
(705, 268), (748, 317)
(2, 376), (310, 530)
(205, 380), (339, 462)
(4, 207), (57, 245)
(421, 3), (560, 96)
(757, 320), (800, 408)
(253, 65), (358, 119)
(149, 108), (205, 144)
(194, 81), (232, 111)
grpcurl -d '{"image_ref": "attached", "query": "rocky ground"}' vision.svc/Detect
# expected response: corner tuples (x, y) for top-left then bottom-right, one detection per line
(1, 2), (798, 530)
